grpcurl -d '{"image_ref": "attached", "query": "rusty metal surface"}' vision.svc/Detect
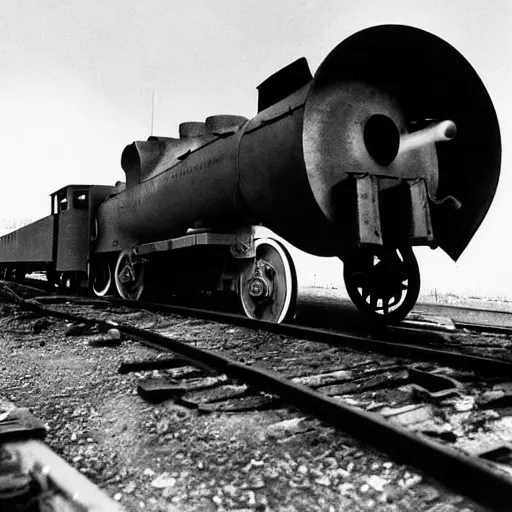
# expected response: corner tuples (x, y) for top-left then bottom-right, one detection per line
(205, 115), (247, 135)
(238, 84), (336, 256)
(0, 215), (55, 264)
(179, 121), (208, 138)
(257, 57), (312, 112)
(121, 137), (206, 187)
(95, 129), (246, 254)
(354, 174), (382, 246)
(135, 231), (251, 256)
(56, 209), (89, 272)
(93, 24), (499, 268)
(303, 25), (500, 261)
(408, 179), (435, 244)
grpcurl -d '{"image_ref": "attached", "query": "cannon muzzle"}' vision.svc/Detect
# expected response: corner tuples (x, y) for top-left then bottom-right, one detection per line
(399, 120), (457, 154)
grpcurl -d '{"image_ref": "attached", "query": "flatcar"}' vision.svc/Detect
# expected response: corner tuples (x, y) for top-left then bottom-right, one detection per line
(0, 25), (501, 323)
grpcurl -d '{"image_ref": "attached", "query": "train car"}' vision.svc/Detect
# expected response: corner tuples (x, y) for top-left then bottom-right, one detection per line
(0, 25), (501, 324)
(0, 185), (113, 287)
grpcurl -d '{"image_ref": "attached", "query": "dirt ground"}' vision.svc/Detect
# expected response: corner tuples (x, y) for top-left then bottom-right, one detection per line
(0, 293), (485, 512)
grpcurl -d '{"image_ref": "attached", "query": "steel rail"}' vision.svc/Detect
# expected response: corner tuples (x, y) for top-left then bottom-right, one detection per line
(103, 298), (512, 377)
(12, 278), (512, 337)
(416, 302), (512, 319)
(27, 292), (512, 374)
(0, 396), (124, 511)
(453, 321), (512, 336)
(21, 291), (512, 374)
(10, 297), (512, 512)
(10, 278), (512, 336)
(5, 440), (125, 512)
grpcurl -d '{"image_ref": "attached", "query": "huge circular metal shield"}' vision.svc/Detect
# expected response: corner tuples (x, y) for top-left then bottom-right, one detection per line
(303, 24), (501, 260)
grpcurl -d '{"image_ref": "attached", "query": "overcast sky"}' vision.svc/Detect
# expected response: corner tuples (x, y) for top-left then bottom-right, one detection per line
(0, 0), (510, 297)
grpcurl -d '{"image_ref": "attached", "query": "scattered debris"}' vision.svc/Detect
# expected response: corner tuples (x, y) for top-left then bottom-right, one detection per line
(88, 328), (123, 347)
(32, 317), (53, 334)
(267, 417), (311, 438)
(65, 322), (92, 337)
(452, 396), (476, 413)
(291, 369), (353, 388)
(321, 370), (408, 396)
(404, 313), (457, 332)
(366, 475), (388, 492)
(197, 395), (278, 413)
(138, 379), (186, 403)
(138, 375), (229, 403)
(118, 356), (190, 374)
(408, 367), (462, 403)
(151, 472), (177, 489)
(180, 384), (249, 407)
(424, 503), (463, 512)
(478, 390), (512, 411)
(381, 404), (434, 426)
(165, 366), (208, 381)
(422, 427), (458, 443)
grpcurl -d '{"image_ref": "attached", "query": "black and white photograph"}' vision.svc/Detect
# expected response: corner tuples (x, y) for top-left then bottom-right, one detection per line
(0, 1), (511, 510)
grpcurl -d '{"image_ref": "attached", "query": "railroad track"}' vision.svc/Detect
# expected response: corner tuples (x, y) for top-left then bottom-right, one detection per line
(2, 284), (512, 511)
(0, 397), (123, 511)
(20, 292), (512, 376)
(295, 293), (512, 332)
(414, 302), (512, 329)
(76, 296), (512, 377)
(20, 274), (512, 338)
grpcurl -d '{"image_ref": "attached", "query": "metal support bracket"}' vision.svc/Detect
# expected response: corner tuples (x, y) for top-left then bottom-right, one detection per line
(407, 179), (435, 245)
(354, 174), (383, 246)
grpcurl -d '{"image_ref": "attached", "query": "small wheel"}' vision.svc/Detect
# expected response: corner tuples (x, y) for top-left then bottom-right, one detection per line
(114, 249), (144, 301)
(343, 246), (420, 323)
(91, 260), (113, 297)
(59, 271), (80, 293)
(13, 267), (26, 283)
(46, 270), (61, 289)
(239, 238), (297, 323)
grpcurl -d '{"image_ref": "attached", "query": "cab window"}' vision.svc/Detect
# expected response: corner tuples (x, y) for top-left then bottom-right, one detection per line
(58, 192), (68, 212)
(73, 191), (89, 210)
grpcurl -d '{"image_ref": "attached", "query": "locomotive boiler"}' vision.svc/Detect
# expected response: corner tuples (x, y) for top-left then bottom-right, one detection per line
(0, 25), (501, 324)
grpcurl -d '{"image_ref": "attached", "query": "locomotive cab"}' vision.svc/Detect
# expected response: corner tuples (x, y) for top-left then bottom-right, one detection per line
(50, 184), (114, 289)
(51, 186), (91, 283)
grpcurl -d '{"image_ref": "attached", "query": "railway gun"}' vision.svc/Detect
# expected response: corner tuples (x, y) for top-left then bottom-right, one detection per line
(0, 25), (501, 324)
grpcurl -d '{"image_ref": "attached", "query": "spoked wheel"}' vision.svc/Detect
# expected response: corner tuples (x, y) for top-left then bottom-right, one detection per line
(239, 238), (297, 323)
(114, 249), (145, 301)
(91, 260), (113, 297)
(343, 246), (420, 324)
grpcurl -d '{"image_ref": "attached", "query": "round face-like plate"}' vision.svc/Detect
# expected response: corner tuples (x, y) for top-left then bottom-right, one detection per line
(303, 24), (501, 260)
